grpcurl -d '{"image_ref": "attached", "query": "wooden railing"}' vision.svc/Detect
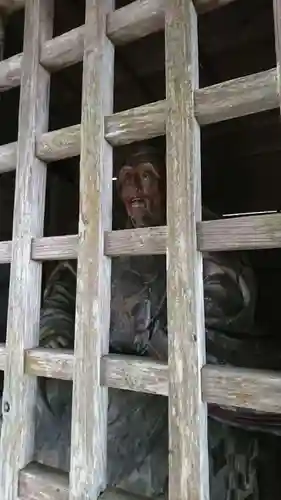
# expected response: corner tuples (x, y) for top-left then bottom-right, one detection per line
(0, 0), (279, 499)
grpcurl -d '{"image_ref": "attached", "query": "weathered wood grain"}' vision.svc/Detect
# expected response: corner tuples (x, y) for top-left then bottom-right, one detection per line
(101, 354), (168, 396)
(30, 214), (281, 257)
(0, 344), (5, 371)
(35, 69), (279, 161)
(107, 0), (165, 45)
(32, 234), (78, 260)
(0, 14), (4, 68)
(104, 226), (166, 255)
(36, 101), (166, 161)
(3, 345), (281, 416)
(1, 212), (281, 266)
(40, 25), (85, 72)
(202, 364), (281, 415)
(273, 0), (281, 111)
(197, 213), (281, 252)
(1, 66), (279, 166)
(21, 212), (281, 262)
(0, 34), (278, 120)
(19, 462), (69, 500)
(0, 0), (53, 498)
(35, 124), (80, 162)
(23, 348), (169, 396)
(165, 1), (209, 499)
(0, 240), (11, 263)
(69, 0), (115, 498)
(0, 0), (246, 92)
(0, 0), (166, 89)
(0, 141), (17, 172)
(25, 348), (73, 381)
(105, 100), (166, 145)
(195, 68), (279, 125)
(23, 349), (281, 414)
(41, 0), (166, 69)
(19, 462), (154, 500)
(0, 53), (22, 91)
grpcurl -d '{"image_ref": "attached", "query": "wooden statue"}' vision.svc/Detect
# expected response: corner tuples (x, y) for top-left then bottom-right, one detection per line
(2, 144), (281, 498)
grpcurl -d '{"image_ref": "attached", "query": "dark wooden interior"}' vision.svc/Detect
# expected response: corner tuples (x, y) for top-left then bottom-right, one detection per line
(0, 0), (281, 333)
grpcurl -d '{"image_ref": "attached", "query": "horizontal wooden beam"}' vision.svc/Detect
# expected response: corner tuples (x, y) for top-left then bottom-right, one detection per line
(24, 347), (73, 381)
(105, 213), (281, 253)
(35, 124), (80, 163)
(101, 354), (168, 396)
(0, 53), (22, 91)
(202, 364), (281, 415)
(40, 25), (85, 72)
(32, 234), (78, 260)
(19, 462), (151, 500)
(0, 101), (166, 169)
(0, 8), (278, 119)
(107, 0), (165, 45)
(0, 345), (168, 396)
(19, 463), (68, 500)
(24, 349), (168, 397)
(35, 100), (166, 162)
(194, 68), (279, 125)
(0, 67), (279, 169)
(0, 141), (16, 172)
(105, 100), (166, 145)
(1, 213), (281, 265)
(0, 240), (11, 263)
(197, 213), (281, 251)
(104, 226), (167, 255)
(31, 213), (281, 255)
(0, 0), (244, 91)
(1, 344), (281, 415)
(0, 0), (166, 89)
(28, 68), (281, 151)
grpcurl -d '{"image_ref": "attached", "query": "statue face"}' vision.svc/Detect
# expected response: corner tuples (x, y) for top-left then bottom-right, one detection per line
(117, 150), (164, 228)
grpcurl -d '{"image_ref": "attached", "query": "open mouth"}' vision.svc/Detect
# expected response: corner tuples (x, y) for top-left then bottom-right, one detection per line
(130, 197), (147, 209)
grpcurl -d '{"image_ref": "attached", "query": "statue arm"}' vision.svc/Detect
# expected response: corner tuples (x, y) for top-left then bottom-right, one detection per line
(38, 261), (77, 415)
(39, 261), (77, 349)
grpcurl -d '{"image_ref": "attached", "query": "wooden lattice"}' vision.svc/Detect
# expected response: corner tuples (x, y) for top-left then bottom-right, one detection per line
(0, 0), (279, 499)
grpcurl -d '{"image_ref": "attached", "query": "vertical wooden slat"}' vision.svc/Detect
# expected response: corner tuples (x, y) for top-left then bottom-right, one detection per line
(273, 0), (281, 111)
(0, 14), (4, 63)
(69, 1), (114, 499)
(165, 1), (209, 500)
(0, 0), (53, 498)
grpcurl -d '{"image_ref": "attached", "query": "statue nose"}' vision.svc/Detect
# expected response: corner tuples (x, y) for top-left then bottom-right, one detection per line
(136, 183), (144, 195)
(133, 174), (143, 192)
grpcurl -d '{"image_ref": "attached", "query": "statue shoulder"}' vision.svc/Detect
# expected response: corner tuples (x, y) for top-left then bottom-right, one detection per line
(202, 208), (257, 334)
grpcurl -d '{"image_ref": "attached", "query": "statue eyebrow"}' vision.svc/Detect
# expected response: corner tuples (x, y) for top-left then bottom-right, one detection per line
(118, 165), (133, 181)
(138, 162), (160, 178)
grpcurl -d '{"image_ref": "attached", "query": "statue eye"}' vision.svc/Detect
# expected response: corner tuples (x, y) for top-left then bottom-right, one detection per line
(142, 172), (150, 181)
(123, 173), (132, 184)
